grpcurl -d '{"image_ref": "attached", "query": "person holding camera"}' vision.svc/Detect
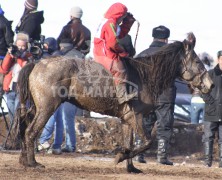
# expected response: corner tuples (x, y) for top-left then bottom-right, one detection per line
(0, 32), (32, 124)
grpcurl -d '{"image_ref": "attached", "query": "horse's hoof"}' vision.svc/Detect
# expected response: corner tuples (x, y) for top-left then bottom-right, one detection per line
(28, 162), (45, 168)
(19, 159), (28, 167)
(114, 153), (125, 165)
(19, 156), (28, 167)
(127, 165), (143, 174)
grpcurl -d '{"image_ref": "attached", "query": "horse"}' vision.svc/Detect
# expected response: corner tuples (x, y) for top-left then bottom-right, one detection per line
(12, 34), (213, 173)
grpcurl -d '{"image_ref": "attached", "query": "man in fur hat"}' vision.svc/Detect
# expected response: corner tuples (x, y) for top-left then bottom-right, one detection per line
(136, 25), (175, 165)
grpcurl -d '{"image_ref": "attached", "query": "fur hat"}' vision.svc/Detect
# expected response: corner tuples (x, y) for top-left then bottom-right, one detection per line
(70, 6), (83, 19)
(217, 50), (222, 58)
(24, 0), (38, 10)
(152, 25), (170, 39)
(16, 32), (30, 43)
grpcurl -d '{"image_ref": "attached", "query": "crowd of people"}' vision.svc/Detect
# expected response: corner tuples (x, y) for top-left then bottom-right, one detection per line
(0, 0), (222, 168)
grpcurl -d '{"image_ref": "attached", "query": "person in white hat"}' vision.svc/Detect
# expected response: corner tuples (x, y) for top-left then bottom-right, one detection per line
(57, 6), (91, 56)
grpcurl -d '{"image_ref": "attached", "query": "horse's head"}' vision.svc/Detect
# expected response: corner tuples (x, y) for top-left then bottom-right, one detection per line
(179, 32), (213, 94)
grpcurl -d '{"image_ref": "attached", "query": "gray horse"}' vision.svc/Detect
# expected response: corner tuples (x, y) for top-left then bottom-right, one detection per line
(12, 36), (213, 173)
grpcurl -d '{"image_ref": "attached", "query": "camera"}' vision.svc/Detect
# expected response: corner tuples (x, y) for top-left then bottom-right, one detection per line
(30, 46), (42, 59)
(10, 44), (23, 58)
(30, 35), (45, 60)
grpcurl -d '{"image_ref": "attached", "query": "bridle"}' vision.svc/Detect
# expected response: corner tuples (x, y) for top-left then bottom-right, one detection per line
(181, 49), (207, 88)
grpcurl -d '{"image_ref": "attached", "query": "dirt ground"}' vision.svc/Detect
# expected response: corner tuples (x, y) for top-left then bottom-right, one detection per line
(0, 151), (222, 180)
(0, 115), (222, 179)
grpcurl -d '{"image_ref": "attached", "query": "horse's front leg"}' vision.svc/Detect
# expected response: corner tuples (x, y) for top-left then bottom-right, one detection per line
(115, 123), (142, 173)
(115, 105), (157, 164)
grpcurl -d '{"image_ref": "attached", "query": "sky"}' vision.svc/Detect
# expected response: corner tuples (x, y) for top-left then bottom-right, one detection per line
(1, 0), (222, 62)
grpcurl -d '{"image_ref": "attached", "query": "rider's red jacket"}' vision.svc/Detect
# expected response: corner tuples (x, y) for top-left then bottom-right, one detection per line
(93, 3), (132, 61)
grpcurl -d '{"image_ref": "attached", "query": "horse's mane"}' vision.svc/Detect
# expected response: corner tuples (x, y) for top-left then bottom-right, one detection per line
(126, 41), (184, 100)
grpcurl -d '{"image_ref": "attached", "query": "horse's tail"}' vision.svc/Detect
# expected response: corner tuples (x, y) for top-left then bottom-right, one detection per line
(11, 62), (36, 145)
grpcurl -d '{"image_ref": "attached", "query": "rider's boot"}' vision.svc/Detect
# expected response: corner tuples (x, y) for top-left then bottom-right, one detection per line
(157, 139), (173, 165)
(116, 83), (137, 104)
(204, 141), (213, 167)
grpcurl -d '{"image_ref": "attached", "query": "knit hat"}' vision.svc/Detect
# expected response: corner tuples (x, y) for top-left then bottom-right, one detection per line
(24, 0), (38, 10)
(70, 6), (83, 19)
(44, 37), (58, 52)
(16, 32), (30, 43)
(152, 25), (170, 39)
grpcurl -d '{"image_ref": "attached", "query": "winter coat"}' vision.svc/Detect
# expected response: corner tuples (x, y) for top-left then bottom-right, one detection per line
(0, 15), (14, 56)
(93, 3), (131, 61)
(137, 41), (167, 57)
(57, 19), (91, 55)
(137, 41), (176, 103)
(0, 53), (31, 91)
(16, 11), (44, 42)
(203, 64), (222, 122)
(119, 34), (135, 57)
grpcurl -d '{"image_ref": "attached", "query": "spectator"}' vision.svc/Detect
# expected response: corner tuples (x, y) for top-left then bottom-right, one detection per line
(38, 102), (77, 154)
(57, 6), (91, 56)
(38, 6), (91, 154)
(136, 25), (175, 165)
(93, 2), (137, 104)
(190, 53), (212, 124)
(202, 50), (222, 168)
(0, 5), (14, 60)
(15, 0), (44, 42)
(0, 32), (33, 124)
(42, 37), (58, 58)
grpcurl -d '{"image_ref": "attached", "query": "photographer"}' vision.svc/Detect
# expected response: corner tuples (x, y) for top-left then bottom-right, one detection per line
(0, 32), (32, 124)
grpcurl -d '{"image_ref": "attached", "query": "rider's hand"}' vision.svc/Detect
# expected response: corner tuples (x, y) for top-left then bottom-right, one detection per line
(122, 12), (136, 25)
(119, 51), (129, 58)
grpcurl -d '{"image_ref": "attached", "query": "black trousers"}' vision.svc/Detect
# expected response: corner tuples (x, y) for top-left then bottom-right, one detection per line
(203, 121), (222, 144)
(155, 103), (175, 141)
(142, 102), (174, 141)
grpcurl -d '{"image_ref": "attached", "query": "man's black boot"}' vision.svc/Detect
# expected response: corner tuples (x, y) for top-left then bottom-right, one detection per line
(218, 143), (222, 168)
(157, 139), (173, 165)
(204, 141), (213, 167)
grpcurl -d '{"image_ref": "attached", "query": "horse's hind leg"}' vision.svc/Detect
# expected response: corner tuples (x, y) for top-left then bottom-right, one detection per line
(19, 121), (28, 166)
(115, 123), (142, 174)
(25, 110), (52, 167)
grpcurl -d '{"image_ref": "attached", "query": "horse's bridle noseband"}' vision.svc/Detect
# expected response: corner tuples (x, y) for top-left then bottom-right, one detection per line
(181, 50), (207, 87)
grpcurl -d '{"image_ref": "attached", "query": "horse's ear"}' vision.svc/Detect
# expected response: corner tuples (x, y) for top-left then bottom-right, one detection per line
(183, 32), (196, 50)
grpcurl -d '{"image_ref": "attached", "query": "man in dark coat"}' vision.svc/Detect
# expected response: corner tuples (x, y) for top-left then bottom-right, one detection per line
(202, 50), (222, 168)
(15, 0), (44, 42)
(136, 25), (176, 165)
(0, 5), (14, 59)
(57, 6), (91, 56)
